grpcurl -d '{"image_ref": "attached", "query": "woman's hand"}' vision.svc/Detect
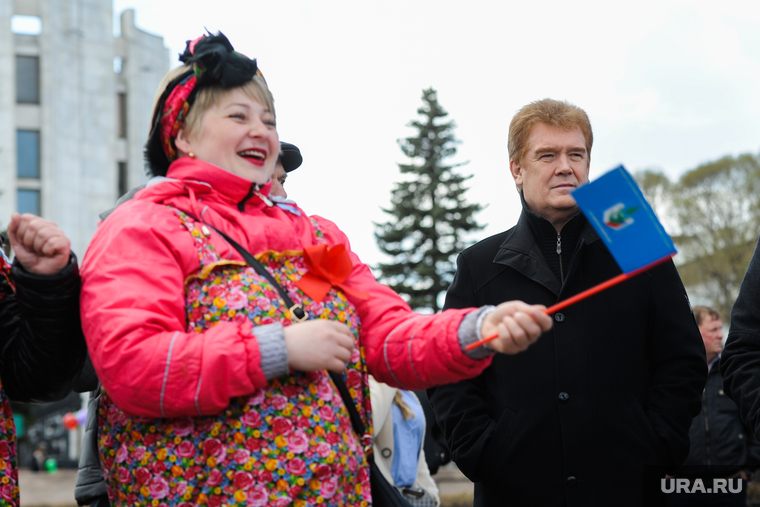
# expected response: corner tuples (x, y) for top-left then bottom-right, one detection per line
(480, 301), (553, 354)
(284, 320), (355, 372)
(7, 213), (71, 275)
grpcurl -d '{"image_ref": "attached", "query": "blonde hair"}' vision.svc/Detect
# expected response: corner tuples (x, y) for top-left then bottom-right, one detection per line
(393, 391), (416, 420)
(508, 98), (593, 166)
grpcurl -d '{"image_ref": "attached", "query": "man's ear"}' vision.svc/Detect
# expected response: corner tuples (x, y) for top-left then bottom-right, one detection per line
(174, 127), (191, 156)
(510, 159), (523, 186)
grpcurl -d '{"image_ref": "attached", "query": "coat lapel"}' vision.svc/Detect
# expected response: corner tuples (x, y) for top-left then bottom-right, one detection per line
(493, 213), (563, 296)
(492, 212), (603, 297)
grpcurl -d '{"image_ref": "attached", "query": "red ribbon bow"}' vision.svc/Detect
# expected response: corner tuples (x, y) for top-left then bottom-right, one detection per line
(295, 244), (369, 302)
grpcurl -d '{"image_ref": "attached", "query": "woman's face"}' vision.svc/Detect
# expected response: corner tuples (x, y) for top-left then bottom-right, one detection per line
(175, 88), (279, 184)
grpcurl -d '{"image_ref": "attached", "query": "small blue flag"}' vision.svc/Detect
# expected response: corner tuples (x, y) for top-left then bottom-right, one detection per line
(571, 165), (676, 274)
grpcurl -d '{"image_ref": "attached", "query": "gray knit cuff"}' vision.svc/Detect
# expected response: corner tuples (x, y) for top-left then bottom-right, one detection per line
(254, 323), (289, 380)
(459, 306), (497, 359)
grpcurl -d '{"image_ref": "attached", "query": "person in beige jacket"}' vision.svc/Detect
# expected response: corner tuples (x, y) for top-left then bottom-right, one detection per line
(370, 375), (441, 507)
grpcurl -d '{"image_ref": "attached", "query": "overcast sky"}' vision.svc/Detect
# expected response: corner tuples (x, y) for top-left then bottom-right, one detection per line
(112, 0), (760, 268)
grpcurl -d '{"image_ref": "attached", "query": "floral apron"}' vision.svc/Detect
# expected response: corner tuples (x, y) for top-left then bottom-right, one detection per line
(98, 209), (373, 506)
(0, 383), (19, 507)
(0, 258), (20, 507)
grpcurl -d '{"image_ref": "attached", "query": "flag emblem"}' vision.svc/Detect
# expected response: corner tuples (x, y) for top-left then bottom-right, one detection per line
(571, 165), (676, 274)
(603, 203), (638, 230)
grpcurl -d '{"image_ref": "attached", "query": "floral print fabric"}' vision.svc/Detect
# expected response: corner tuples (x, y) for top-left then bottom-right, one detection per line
(0, 382), (19, 507)
(0, 256), (20, 507)
(98, 209), (373, 506)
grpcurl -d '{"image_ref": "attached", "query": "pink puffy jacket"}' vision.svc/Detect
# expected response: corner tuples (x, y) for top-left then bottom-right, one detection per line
(80, 158), (492, 418)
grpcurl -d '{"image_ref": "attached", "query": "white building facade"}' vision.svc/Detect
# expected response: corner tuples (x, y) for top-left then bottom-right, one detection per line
(0, 0), (169, 257)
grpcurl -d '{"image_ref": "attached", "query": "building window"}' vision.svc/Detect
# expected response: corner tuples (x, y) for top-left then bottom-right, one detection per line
(113, 56), (123, 74)
(17, 130), (40, 178)
(118, 162), (128, 197)
(117, 93), (127, 138)
(11, 15), (42, 35)
(17, 190), (40, 215)
(16, 56), (40, 104)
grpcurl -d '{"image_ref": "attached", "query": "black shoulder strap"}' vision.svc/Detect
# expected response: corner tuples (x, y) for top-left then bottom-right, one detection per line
(178, 209), (307, 322)
(213, 228), (307, 321)
(328, 371), (366, 436)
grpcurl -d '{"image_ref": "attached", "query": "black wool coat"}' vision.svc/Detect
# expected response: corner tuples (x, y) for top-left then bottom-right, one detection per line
(678, 357), (760, 478)
(723, 236), (760, 438)
(429, 211), (707, 507)
(0, 255), (87, 402)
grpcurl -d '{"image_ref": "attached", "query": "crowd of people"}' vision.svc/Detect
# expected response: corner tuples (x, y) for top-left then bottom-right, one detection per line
(3, 30), (760, 507)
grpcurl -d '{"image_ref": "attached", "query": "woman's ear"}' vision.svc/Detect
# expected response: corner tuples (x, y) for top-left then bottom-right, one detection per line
(174, 127), (191, 156)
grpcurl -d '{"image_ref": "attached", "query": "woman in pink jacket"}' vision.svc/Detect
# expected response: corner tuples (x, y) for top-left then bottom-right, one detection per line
(79, 32), (551, 507)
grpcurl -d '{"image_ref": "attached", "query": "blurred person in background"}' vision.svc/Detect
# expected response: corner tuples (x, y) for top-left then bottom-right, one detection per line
(370, 376), (440, 506)
(269, 141), (301, 199)
(668, 305), (760, 506)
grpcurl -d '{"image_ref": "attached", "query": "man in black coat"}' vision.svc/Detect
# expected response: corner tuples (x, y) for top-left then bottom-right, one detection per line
(428, 98), (707, 506)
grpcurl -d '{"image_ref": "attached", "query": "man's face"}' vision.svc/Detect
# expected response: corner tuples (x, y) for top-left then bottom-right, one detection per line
(270, 162), (288, 198)
(510, 123), (590, 227)
(699, 316), (723, 359)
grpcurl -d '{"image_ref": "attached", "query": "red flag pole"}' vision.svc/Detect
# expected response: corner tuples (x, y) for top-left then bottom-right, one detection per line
(465, 254), (674, 352)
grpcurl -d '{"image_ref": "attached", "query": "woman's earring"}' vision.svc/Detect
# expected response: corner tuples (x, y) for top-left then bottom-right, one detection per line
(188, 152), (195, 158)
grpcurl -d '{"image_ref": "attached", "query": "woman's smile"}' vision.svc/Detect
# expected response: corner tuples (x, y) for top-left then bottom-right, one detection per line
(175, 88), (279, 184)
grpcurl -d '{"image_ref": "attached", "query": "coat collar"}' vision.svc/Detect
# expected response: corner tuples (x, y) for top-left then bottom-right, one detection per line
(493, 209), (601, 296)
(163, 157), (274, 212)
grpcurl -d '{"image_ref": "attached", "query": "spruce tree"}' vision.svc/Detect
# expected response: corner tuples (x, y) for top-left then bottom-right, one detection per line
(374, 88), (484, 313)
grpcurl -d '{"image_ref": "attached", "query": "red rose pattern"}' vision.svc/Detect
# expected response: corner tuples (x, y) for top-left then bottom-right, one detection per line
(0, 375), (19, 506)
(98, 211), (372, 506)
(175, 441), (195, 459)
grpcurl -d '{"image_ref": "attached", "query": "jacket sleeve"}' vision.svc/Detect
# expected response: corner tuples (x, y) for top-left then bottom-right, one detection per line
(74, 389), (108, 506)
(313, 216), (493, 390)
(723, 237), (760, 437)
(80, 203), (271, 418)
(427, 252), (503, 482)
(643, 261), (707, 469)
(0, 253), (87, 403)
(744, 422), (760, 472)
